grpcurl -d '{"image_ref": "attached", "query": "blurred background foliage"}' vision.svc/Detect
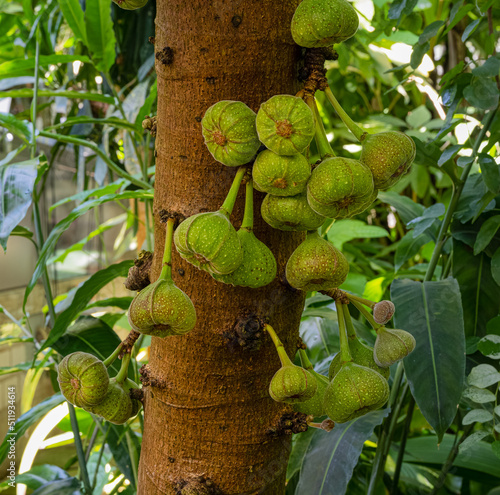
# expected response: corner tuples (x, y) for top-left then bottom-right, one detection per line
(0, 0), (499, 493)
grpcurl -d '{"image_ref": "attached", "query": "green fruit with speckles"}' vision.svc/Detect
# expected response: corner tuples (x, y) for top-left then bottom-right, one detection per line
(256, 95), (315, 155)
(307, 157), (376, 219)
(291, 0), (359, 48)
(323, 362), (389, 423)
(57, 352), (109, 408)
(261, 192), (326, 231)
(285, 231), (348, 291)
(127, 278), (196, 337)
(360, 131), (416, 190)
(112, 0), (148, 10)
(252, 150), (311, 196)
(89, 379), (134, 425)
(293, 371), (329, 416)
(328, 339), (390, 381)
(373, 328), (416, 367)
(174, 211), (243, 275)
(201, 101), (260, 167)
(123, 379), (142, 417)
(269, 365), (318, 404)
(213, 229), (277, 288)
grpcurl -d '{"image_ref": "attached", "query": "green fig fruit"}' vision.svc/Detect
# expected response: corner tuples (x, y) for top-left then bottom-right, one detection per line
(373, 328), (416, 367)
(90, 378), (134, 425)
(291, 0), (359, 48)
(307, 156), (376, 219)
(373, 300), (395, 325)
(360, 131), (415, 190)
(323, 362), (389, 423)
(123, 379), (142, 417)
(293, 371), (329, 416)
(329, 339), (390, 381)
(201, 100), (260, 167)
(285, 231), (349, 291)
(57, 352), (109, 408)
(174, 211), (243, 275)
(213, 229), (277, 288)
(112, 0), (148, 10)
(261, 192), (326, 231)
(269, 365), (318, 404)
(127, 278), (196, 337)
(252, 150), (311, 196)
(256, 95), (315, 155)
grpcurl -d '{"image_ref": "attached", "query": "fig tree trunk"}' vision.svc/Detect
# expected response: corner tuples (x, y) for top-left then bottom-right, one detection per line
(138, 2), (306, 493)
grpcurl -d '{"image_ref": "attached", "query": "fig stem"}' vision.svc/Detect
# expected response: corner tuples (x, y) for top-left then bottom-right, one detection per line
(159, 218), (175, 281)
(103, 343), (123, 368)
(345, 292), (375, 308)
(240, 180), (254, 231)
(116, 352), (132, 385)
(324, 86), (367, 142)
(343, 304), (357, 340)
(220, 166), (247, 216)
(335, 300), (353, 363)
(299, 349), (314, 371)
(264, 324), (294, 367)
(305, 96), (336, 159)
(350, 299), (384, 332)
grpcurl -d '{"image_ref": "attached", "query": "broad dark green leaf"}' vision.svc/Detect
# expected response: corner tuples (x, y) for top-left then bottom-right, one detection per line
(31, 478), (82, 495)
(287, 427), (315, 480)
(16, 465), (70, 490)
(58, 0), (87, 44)
(463, 77), (499, 110)
(104, 425), (140, 487)
(0, 156), (40, 250)
(492, 246), (500, 286)
(40, 261), (133, 352)
(462, 18), (481, 42)
(395, 231), (432, 271)
(472, 56), (500, 78)
(0, 394), (65, 464)
(326, 219), (388, 250)
(391, 278), (465, 442)
(295, 409), (390, 495)
(474, 215), (500, 255)
(407, 203), (444, 237)
(410, 41), (430, 69)
(418, 20), (444, 44)
(378, 191), (424, 225)
(388, 0), (418, 20)
(0, 88), (114, 103)
(0, 55), (92, 79)
(455, 174), (496, 224)
(85, 0), (116, 73)
(23, 190), (153, 309)
(478, 153), (500, 194)
(453, 240), (500, 336)
(438, 144), (462, 166)
(0, 113), (32, 142)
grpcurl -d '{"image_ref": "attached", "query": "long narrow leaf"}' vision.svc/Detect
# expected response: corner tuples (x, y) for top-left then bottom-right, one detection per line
(85, 0), (116, 73)
(0, 88), (114, 103)
(57, 0), (87, 44)
(0, 55), (92, 79)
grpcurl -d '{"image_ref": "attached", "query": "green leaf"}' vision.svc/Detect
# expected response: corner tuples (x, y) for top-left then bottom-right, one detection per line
(474, 215), (500, 255)
(58, 0), (87, 44)
(391, 278), (465, 443)
(388, 0), (418, 20)
(410, 41), (430, 70)
(492, 247), (500, 286)
(438, 144), (462, 166)
(15, 465), (70, 490)
(462, 409), (494, 425)
(394, 231), (432, 272)
(23, 190), (152, 309)
(472, 57), (500, 78)
(0, 88), (114, 104)
(39, 261), (133, 353)
(47, 116), (137, 133)
(440, 62), (465, 88)
(85, 0), (116, 73)
(418, 21), (444, 44)
(462, 386), (496, 403)
(31, 478), (82, 495)
(0, 394), (65, 465)
(453, 240), (500, 336)
(85, 297), (133, 311)
(135, 79), (157, 130)
(492, 441), (500, 460)
(378, 191), (424, 224)
(407, 203), (445, 237)
(459, 431), (489, 453)
(295, 409), (390, 495)
(326, 219), (388, 250)
(406, 105), (432, 128)
(0, 55), (92, 79)
(478, 153), (500, 194)
(463, 77), (499, 110)
(0, 156), (40, 251)
(468, 364), (500, 388)
(462, 18), (482, 42)
(0, 113), (32, 142)
(287, 428), (315, 480)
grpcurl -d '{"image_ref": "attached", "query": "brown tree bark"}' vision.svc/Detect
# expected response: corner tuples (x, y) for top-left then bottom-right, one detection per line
(138, 2), (306, 494)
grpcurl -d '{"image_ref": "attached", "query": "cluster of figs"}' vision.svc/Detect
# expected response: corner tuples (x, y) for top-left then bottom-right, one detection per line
(57, 0), (418, 426)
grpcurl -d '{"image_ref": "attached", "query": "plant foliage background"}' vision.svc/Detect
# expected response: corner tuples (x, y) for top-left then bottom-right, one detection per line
(0, 0), (499, 493)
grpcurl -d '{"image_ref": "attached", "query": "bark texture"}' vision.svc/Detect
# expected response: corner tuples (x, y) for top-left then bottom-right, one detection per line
(138, 2), (306, 494)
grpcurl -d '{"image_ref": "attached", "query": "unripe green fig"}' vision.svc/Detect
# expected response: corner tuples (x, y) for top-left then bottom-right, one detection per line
(252, 150), (311, 196)
(112, 0), (148, 10)
(373, 328), (416, 367)
(214, 229), (276, 288)
(201, 101), (260, 167)
(57, 352), (109, 408)
(123, 379), (142, 418)
(323, 362), (389, 423)
(261, 192), (326, 231)
(174, 211), (243, 275)
(291, 0), (359, 48)
(373, 300), (395, 325)
(307, 156), (375, 219)
(360, 131), (415, 190)
(293, 371), (329, 416)
(127, 278), (196, 337)
(329, 339), (390, 381)
(256, 95), (315, 155)
(285, 231), (349, 291)
(90, 379), (134, 425)
(269, 365), (318, 404)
